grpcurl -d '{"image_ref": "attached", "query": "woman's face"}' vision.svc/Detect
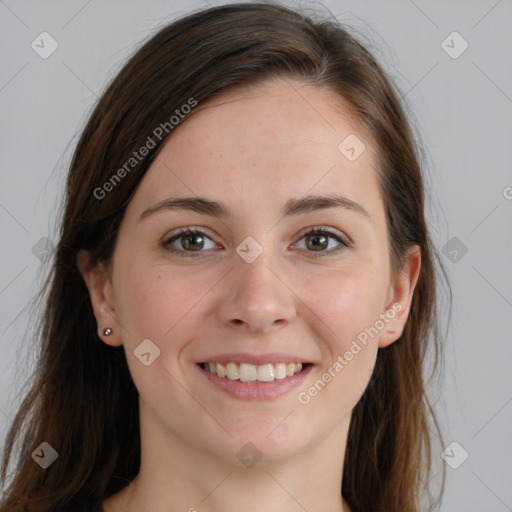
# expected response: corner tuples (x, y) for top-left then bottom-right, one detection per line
(80, 79), (419, 468)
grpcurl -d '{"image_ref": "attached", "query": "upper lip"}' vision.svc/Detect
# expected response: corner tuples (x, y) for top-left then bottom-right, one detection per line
(197, 353), (313, 365)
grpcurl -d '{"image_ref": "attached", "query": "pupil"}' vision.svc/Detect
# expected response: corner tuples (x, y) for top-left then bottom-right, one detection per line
(309, 234), (326, 250)
(185, 234), (203, 250)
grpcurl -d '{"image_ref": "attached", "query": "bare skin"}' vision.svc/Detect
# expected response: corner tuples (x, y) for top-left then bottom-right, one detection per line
(78, 79), (420, 512)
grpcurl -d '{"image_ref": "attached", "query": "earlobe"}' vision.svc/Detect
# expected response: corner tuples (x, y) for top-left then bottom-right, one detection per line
(378, 245), (421, 349)
(76, 249), (122, 347)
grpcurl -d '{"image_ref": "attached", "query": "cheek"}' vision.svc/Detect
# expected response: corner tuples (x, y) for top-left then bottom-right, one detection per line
(113, 257), (212, 347)
(300, 266), (387, 408)
(308, 264), (388, 345)
(112, 261), (211, 405)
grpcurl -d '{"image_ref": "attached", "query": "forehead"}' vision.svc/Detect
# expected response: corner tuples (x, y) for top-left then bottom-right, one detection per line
(125, 79), (383, 222)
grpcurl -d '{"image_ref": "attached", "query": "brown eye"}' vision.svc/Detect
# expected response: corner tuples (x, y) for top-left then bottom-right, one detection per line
(162, 227), (217, 257)
(295, 228), (349, 257)
(305, 232), (329, 251)
(162, 226), (349, 259)
(181, 232), (205, 251)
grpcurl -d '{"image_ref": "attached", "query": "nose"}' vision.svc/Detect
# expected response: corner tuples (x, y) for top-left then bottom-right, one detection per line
(216, 249), (297, 335)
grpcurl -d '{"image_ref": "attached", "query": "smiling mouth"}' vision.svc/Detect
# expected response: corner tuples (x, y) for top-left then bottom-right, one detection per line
(199, 362), (312, 383)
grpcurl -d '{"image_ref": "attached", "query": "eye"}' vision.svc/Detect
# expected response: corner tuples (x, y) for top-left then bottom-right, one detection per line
(162, 225), (350, 258)
(293, 226), (349, 257)
(162, 227), (218, 257)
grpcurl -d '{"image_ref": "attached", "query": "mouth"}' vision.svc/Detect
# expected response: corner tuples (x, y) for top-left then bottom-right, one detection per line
(196, 358), (314, 401)
(198, 361), (312, 383)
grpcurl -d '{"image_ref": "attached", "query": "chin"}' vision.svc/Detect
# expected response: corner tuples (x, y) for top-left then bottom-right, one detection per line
(200, 418), (316, 467)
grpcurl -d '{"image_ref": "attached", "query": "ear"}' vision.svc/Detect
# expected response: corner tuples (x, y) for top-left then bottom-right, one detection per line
(76, 249), (122, 347)
(378, 245), (421, 348)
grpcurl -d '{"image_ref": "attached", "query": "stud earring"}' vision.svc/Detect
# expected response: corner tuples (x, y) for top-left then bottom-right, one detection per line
(103, 327), (113, 336)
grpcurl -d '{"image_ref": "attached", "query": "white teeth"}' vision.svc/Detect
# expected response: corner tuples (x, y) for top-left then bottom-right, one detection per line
(202, 361), (306, 382)
(257, 364), (274, 382)
(226, 362), (239, 380)
(274, 363), (287, 380)
(239, 363), (257, 382)
(217, 362), (226, 378)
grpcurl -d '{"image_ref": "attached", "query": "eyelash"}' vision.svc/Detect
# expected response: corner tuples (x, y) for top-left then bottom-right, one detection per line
(162, 226), (350, 258)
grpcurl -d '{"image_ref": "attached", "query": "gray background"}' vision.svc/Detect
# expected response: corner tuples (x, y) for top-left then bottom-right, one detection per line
(1, 0), (511, 510)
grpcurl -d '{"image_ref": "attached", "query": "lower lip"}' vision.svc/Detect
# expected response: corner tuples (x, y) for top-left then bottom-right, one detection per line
(197, 364), (314, 401)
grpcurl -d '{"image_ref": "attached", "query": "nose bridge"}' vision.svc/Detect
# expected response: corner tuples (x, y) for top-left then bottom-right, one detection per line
(218, 237), (296, 333)
(237, 247), (280, 299)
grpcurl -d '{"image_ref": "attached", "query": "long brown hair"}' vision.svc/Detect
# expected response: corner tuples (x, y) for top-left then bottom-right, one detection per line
(0, 2), (450, 511)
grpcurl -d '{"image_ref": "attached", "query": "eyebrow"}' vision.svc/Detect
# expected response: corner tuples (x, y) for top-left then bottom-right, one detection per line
(139, 193), (371, 222)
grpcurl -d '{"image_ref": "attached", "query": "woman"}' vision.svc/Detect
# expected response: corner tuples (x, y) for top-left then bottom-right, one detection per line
(0, 2), (450, 511)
